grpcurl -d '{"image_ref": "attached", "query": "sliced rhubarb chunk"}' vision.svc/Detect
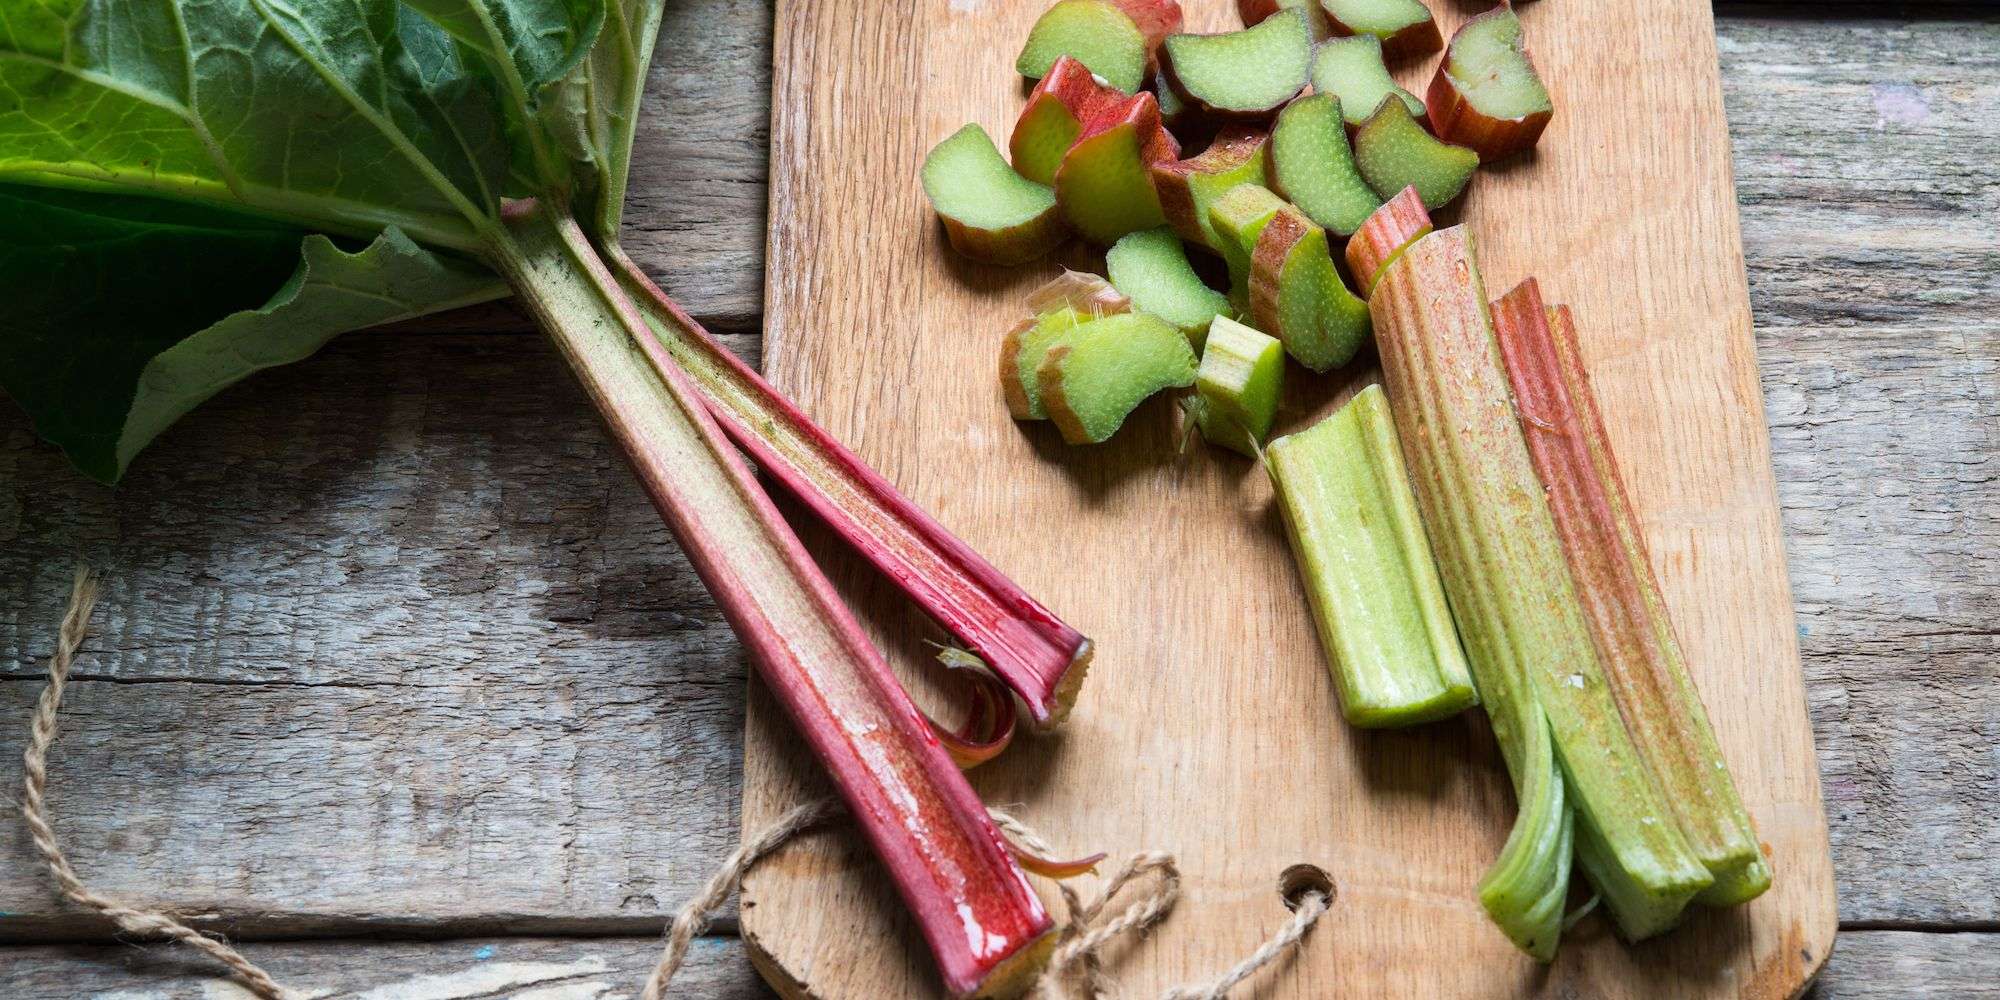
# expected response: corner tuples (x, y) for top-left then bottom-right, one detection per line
(1206, 182), (1288, 311)
(1150, 125), (1270, 250)
(1238, 0), (1332, 40)
(1012, 56), (1132, 186)
(1371, 228), (1714, 946)
(1053, 93), (1180, 244)
(922, 124), (1065, 265)
(1106, 226), (1230, 340)
(1266, 384), (1477, 726)
(1309, 34), (1424, 127)
(1353, 97), (1478, 210)
(1109, 0), (1185, 53)
(1002, 273), (1132, 420)
(1345, 184), (1432, 294)
(1249, 204), (1371, 371)
(1492, 280), (1769, 907)
(1427, 5), (1554, 163)
(1319, 0), (1442, 60)
(1016, 0), (1149, 94)
(1161, 10), (1313, 120)
(1192, 315), (1284, 456)
(1037, 311), (1198, 443)
(1267, 93), (1382, 236)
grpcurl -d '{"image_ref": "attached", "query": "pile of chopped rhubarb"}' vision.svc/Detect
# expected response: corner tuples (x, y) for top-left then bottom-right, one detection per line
(920, 0), (1769, 969)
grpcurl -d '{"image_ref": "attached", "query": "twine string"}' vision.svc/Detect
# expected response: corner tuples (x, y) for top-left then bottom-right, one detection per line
(19, 568), (293, 1000)
(24, 568), (1330, 1000)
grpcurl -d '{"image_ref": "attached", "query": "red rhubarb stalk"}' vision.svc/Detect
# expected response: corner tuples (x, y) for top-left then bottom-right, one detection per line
(605, 247), (1094, 728)
(501, 208), (1053, 996)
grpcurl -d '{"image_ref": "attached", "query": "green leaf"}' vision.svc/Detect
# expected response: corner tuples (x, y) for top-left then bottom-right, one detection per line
(0, 184), (507, 482)
(575, 0), (664, 237)
(0, 0), (534, 249)
(398, 0), (606, 192)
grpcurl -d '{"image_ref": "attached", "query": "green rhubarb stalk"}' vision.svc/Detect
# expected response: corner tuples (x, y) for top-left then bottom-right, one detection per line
(1192, 315), (1284, 456)
(1265, 384), (1477, 726)
(1371, 228), (1714, 947)
(1493, 283), (1770, 907)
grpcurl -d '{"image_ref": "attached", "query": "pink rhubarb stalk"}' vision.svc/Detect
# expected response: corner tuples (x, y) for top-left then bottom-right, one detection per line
(606, 247), (1093, 728)
(500, 206), (1054, 996)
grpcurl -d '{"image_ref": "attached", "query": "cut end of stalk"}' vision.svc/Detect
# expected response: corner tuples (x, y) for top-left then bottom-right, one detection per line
(966, 930), (1061, 1000)
(1038, 638), (1096, 730)
(1345, 185), (1432, 295)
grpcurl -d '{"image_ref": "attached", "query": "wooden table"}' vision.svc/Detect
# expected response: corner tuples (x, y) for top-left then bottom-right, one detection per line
(2, 2), (1993, 996)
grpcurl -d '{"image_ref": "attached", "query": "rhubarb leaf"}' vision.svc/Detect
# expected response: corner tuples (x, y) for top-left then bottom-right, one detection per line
(0, 0), (550, 248)
(574, 0), (666, 236)
(398, 0), (605, 191)
(0, 184), (506, 483)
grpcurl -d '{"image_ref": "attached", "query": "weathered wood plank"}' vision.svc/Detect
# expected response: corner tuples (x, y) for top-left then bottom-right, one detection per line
(0, 2), (1994, 954)
(4, 929), (1995, 1000)
(1718, 14), (2000, 926)
(0, 935), (771, 999)
(0, 335), (747, 939)
(1807, 931), (2000, 999)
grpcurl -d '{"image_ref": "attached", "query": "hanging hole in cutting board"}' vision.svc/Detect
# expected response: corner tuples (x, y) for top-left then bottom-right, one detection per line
(1279, 862), (1337, 912)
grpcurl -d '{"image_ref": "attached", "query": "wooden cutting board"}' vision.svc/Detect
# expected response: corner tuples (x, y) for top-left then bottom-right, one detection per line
(741, 1), (1837, 996)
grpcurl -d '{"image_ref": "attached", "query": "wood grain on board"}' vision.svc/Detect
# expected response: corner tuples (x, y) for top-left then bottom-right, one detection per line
(742, 1), (1836, 997)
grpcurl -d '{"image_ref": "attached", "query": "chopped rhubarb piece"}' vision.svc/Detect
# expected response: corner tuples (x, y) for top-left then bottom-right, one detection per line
(1161, 10), (1313, 120)
(1003, 309), (1089, 421)
(1036, 311), (1198, 443)
(1267, 93), (1382, 236)
(1266, 384), (1477, 726)
(1192, 315), (1284, 456)
(1353, 97), (1479, 210)
(1106, 226), (1230, 340)
(1004, 272), (1133, 420)
(1150, 125), (1270, 250)
(1108, 0), (1184, 53)
(1371, 228), (1713, 946)
(1053, 92), (1180, 244)
(1012, 56), (1132, 186)
(1016, 0), (1150, 94)
(1344, 184), (1431, 294)
(1319, 0), (1442, 60)
(612, 257), (1096, 730)
(1249, 204), (1371, 371)
(1238, 0), (1332, 40)
(1205, 182), (1288, 310)
(1492, 280), (1769, 907)
(1309, 34), (1424, 127)
(921, 124), (1065, 265)
(1150, 65), (1192, 127)
(1024, 268), (1135, 318)
(1427, 5), (1554, 163)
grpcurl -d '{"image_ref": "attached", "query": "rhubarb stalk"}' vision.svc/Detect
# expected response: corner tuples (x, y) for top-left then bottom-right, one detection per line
(500, 205), (1053, 997)
(1371, 228), (1713, 946)
(607, 248), (1094, 729)
(1264, 384), (1478, 727)
(1492, 281), (1769, 907)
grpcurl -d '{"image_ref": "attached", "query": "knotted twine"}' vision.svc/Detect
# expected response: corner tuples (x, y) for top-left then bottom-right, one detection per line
(21, 567), (1331, 1000)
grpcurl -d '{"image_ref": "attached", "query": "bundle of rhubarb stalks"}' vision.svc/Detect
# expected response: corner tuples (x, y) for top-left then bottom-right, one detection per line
(921, 0), (1770, 975)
